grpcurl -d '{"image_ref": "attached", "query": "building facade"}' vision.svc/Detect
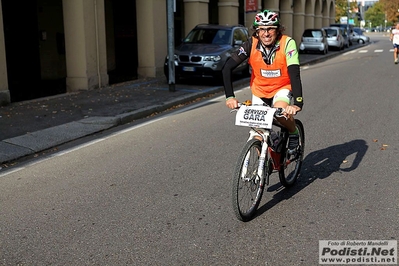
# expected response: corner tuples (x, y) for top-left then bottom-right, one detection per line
(0, 0), (336, 106)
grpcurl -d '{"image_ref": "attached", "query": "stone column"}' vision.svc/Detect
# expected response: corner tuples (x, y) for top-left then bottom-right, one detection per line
(314, 0), (322, 28)
(322, 1), (331, 27)
(136, 0), (167, 78)
(62, 0), (108, 92)
(305, 1), (315, 30)
(245, 10), (257, 31)
(292, 5), (305, 46)
(0, 0), (10, 105)
(305, 13), (315, 30)
(183, 0), (209, 36)
(240, 0), (260, 30)
(263, 0), (279, 11)
(218, 0), (239, 26)
(329, 0), (335, 25)
(279, 0), (293, 37)
(322, 16), (330, 27)
(314, 14), (322, 28)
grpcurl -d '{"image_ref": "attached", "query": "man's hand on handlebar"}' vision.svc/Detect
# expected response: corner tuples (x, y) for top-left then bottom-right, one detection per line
(226, 97), (239, 109)
(284, 105), (301, 115)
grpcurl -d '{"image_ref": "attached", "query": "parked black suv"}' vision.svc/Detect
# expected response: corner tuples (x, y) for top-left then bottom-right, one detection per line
(164, 24), (250, 82)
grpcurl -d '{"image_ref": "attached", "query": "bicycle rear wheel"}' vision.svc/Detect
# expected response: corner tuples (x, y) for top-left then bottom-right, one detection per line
(279, 119), (305, 187)
(232, 139), (267, 222)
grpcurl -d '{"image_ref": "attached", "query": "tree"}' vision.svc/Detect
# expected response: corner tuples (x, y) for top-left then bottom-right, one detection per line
(335, 0), (359, 23)
(364, 1), (386, 29)
(379, 0), (399, 24)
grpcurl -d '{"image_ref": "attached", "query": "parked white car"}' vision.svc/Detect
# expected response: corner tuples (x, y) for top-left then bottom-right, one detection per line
(299, 28), (329, 54)
(323, 27), (345, 50)
(352, 27), (370, 44)
(351, 32), (370, 44)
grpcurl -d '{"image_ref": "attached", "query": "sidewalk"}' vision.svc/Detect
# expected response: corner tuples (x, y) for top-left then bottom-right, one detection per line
(0, 77), (245, 165)
(0, 47), (355, 165)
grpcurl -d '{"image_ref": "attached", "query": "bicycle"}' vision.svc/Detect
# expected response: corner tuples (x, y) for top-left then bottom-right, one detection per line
(231, 102), (305, 222)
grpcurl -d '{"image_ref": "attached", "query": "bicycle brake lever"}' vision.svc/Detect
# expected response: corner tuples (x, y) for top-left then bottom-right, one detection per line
(231, 103), (243, 113)
(274, 108), (289, 120)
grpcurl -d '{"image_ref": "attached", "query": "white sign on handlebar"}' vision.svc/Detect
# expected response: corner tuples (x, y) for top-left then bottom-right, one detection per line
(235, 105), (276, 129)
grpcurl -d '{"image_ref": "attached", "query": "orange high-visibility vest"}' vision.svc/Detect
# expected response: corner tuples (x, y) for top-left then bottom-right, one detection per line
(249, 35), (292, 98)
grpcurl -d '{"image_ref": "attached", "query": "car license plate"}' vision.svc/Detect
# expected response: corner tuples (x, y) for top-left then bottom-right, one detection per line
(182, 66), (195, 72)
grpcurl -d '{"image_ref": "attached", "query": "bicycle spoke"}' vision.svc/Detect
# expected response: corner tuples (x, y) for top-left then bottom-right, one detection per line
(232, 139), (265, 222)
(279, 119), (305, 188)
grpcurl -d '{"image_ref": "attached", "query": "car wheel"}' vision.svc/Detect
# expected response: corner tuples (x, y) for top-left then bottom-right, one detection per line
(358, 39), (365, 44)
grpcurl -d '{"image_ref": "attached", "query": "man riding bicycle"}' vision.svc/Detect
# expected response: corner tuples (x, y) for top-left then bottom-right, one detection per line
(222, 10), (304, 153)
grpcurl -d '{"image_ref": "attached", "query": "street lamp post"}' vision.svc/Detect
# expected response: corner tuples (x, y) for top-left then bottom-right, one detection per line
(167, 0), (176, 92)
(384, 12), (387, 31)
(347, 0), (350, 35)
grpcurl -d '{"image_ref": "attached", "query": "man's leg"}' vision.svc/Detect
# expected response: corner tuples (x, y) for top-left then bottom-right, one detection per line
(273, 101), (296, 132)
(271, 89), (297, 133)
(273, 100), (299, 153)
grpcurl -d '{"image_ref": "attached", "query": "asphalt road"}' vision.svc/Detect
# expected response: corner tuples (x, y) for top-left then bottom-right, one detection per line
(1, 33), (398, 265)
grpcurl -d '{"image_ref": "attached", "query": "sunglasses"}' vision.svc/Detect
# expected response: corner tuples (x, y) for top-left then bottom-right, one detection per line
(257, 27), (277, 33)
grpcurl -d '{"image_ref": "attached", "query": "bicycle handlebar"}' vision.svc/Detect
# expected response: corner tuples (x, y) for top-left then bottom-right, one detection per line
(235, 102), (286, 119)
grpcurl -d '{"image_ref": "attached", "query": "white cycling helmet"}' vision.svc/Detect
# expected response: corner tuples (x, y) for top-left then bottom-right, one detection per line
(253, 10), (280, 28)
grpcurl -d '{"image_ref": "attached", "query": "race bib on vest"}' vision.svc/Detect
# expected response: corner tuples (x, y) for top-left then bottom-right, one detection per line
(260, 69), (281, 78)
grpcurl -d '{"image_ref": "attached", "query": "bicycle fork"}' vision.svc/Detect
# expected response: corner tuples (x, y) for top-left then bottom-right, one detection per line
(257, 141), (268, 184)
(241, 130), (269, 184)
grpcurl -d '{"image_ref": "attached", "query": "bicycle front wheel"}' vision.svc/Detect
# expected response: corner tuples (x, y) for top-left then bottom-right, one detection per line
(279, 119), (305, 187)
(232, 139), (266, 222)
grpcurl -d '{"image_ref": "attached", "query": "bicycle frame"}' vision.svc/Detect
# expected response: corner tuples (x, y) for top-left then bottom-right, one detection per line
(245, 128), (269, 183)
(247, 126), (283, 186)
(235, 104), (284, 184)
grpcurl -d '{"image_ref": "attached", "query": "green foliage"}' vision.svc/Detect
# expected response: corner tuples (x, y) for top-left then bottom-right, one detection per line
(335, 0), (349, 21)
(379, 0), (399, 24)
(364, 1), (387, 29)
(335, 0), (359, 23)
